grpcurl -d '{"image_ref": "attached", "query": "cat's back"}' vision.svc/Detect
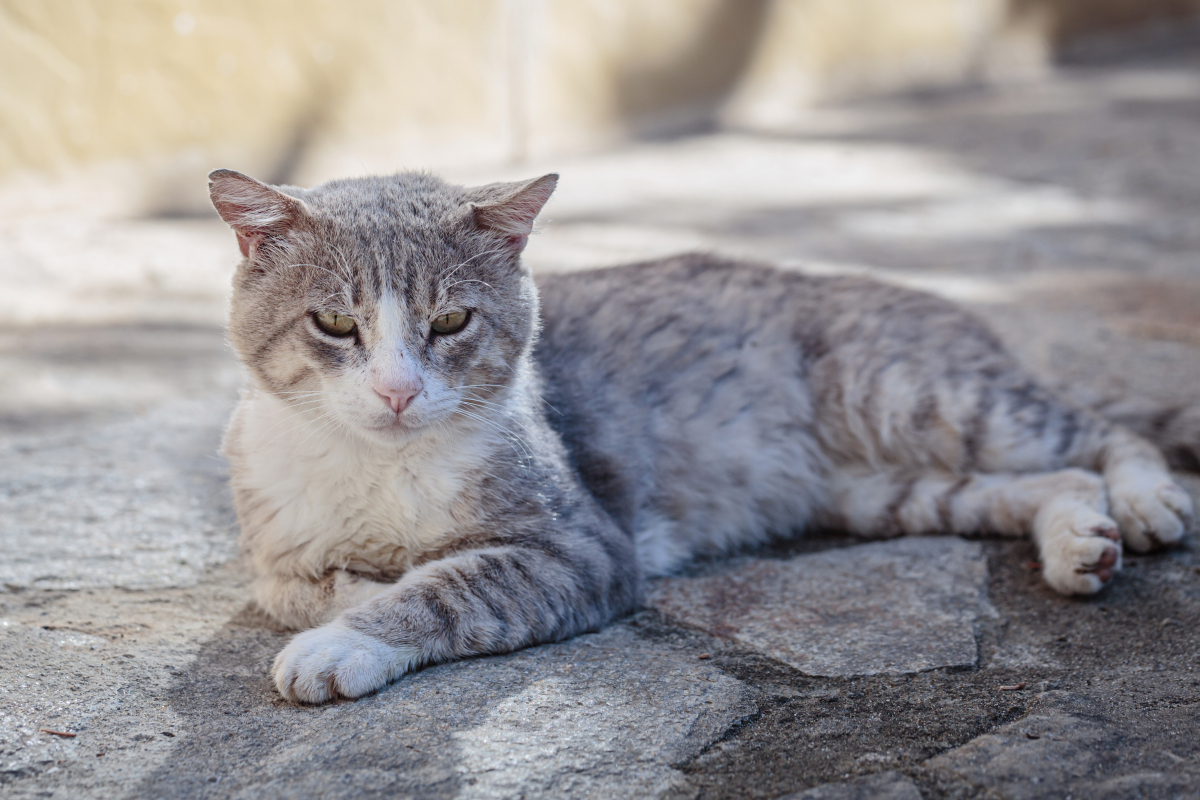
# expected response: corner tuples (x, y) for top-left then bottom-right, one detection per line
(531, 254), (1016, 569)
(535, 254), (816, 389)
(532, 255), (840, 563)
(533, 253), (998, 387)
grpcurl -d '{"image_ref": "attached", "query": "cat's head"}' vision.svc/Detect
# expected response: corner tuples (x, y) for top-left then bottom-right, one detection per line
(208, 169), (556, 446)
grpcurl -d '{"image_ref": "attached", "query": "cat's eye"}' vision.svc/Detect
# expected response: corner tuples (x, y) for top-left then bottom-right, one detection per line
(314, 311), (357, 338)
(431, 309), (470, 336)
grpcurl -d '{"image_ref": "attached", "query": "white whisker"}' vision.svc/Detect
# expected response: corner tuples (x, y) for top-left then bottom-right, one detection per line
(288, 411), (346, 460)
(451, 407), (534, 463)
(257, 407), (337, 450)
(442, 279), (495, 292)
(437, 246), (510, 301)
(253, 399), (327, 429)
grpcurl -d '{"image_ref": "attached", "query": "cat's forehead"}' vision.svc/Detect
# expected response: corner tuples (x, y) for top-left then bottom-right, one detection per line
(302, 172), (460, 212)
(301, 173), (472, 267)
(285, 173), (485, 300)
(295, 172), (464, 246)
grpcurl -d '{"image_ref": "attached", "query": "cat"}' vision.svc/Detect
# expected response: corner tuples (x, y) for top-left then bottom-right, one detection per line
(207, 168), (1197, 705)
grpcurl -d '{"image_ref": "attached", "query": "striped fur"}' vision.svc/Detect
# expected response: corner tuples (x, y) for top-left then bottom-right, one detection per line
(210, 170), (1195, 704)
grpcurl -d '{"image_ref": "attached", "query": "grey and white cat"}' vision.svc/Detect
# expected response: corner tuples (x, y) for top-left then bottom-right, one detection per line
(208, 168), (1197, 705)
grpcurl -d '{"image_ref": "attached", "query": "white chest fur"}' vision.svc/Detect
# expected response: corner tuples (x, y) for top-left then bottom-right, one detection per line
(228, 392), (492, 579)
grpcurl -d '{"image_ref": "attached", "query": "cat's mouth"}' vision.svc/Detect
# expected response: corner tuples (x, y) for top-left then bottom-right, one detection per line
(372, 414), (419, 432)
(363, 409), (436, 439)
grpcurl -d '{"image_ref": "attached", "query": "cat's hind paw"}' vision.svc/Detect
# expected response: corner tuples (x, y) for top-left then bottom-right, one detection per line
(273, 621), (413, 704)
(1039, 509), (1122, 596)
(1109, 477), (1193, 553)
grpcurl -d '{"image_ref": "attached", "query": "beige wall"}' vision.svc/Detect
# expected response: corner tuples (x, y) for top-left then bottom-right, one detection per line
(0, 2), (512, 185)
(1, 0), (1194, 208)
(722, 0), (1034, 128)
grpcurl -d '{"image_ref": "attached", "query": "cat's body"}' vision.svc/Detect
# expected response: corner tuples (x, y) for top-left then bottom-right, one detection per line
(209, 169), (1196, 704)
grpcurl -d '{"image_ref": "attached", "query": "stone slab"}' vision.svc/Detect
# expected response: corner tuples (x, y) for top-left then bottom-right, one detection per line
(783, 770), (923, 800)
(649, 538), (990, 676)
(0, 578), (245, 795)
(2, 613), (756, 800)
(927, 690), (1200, 800)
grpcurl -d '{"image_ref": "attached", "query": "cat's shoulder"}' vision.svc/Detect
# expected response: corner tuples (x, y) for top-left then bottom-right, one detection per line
(533, 252), (965, 317)
(535, 252), (792, 293)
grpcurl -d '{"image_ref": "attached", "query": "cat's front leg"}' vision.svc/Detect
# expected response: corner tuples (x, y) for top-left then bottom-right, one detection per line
(273, 540), (638, 703)
(255, 569), (392, 630)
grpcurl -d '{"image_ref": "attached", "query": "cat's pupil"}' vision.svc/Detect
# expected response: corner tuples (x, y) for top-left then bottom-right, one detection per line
(431, 310), (469, 336)
(314, 311), (356, 337)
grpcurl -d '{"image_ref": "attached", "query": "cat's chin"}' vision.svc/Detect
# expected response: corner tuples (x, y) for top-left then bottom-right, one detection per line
(355, 415), (437, 447)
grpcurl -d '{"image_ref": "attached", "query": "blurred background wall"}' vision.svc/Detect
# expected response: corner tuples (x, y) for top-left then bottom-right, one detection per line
(2, 0), (1198, 214)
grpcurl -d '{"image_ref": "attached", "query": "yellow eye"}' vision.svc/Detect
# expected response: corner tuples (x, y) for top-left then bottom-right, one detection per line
(431, 309), (470, 336)
(314, 311), (357, 337)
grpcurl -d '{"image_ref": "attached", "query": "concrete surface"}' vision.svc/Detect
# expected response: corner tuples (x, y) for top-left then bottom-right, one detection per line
(3, 43), (1200, 799)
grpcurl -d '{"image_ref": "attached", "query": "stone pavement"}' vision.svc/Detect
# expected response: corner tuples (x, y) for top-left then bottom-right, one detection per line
(3, 44), (1200, 799)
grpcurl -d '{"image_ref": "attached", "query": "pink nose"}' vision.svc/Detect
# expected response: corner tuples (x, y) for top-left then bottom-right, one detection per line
(374, 384), (421, 414)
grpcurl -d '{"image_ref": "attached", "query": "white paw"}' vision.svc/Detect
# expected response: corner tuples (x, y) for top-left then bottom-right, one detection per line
(1039, 506), (1122, 596)
(1110, 477), (1193, 552)
(272, 621), (415, 704)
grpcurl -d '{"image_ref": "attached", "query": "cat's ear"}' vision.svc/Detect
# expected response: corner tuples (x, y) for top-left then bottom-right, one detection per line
(470, 173), (558, 251)
(208, 169), (306, 259)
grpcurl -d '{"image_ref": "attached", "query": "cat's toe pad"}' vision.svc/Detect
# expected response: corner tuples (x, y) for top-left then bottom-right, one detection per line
(273, 621), (411, 704)
(1110, 479), (1192, 552)
(1040, 511), (1122, 595)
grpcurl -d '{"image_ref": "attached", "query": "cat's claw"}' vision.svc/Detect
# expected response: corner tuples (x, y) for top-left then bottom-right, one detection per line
(1109, 478), (1192, 553)
(273, 621), (412, 704)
